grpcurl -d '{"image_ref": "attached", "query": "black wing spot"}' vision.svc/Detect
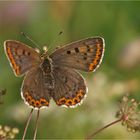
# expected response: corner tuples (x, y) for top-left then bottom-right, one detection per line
(75, 48), (79, 53)
(27, 52), (30, 56)
(86, 45), (91, 52)
(22, 50), (25, 55)
(83, 56), (87, 60)
(87, 48), (90, 52)
(74, 99), (78, 103)
(68, 100), (72, 105)
(84, 53), (87, 56)
(67, 51), (71, 54)
(31, 101), (35, 105)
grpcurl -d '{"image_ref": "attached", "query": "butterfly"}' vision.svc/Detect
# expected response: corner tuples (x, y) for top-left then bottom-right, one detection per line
(4, 37), (105, 139)
(4, 37), (105, 109)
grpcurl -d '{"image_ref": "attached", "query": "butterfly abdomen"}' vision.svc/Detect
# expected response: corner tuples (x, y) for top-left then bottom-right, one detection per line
(44, 74), (55, 89)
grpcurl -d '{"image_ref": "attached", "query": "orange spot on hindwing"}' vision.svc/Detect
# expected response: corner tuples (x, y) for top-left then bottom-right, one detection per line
(23, 92), (49, 108)
(56, 89), (86, 107)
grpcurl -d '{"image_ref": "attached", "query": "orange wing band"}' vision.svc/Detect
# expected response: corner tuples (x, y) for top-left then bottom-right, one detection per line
(6, 47), (20, 75)
(89, 43), (103, 71)
(24, 92), (49, 108)
(56, 89), (85, 107)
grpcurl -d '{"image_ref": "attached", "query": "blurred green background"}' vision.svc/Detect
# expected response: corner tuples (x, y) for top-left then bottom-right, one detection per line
(0, 1), (140, 139)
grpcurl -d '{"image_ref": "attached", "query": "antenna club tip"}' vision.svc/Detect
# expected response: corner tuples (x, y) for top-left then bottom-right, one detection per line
(59, 31), (63, 35)
(43, 46), (48, 52)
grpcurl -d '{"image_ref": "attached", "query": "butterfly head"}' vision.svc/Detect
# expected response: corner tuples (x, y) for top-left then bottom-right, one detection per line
(40, 46), (49, 59)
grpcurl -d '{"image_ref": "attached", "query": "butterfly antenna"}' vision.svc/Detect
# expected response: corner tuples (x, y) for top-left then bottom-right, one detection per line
(21, 32), (40, 48)
(33, 109), (40, 140)
(48, 31), (63, 50)
(22, 109), (34, 140)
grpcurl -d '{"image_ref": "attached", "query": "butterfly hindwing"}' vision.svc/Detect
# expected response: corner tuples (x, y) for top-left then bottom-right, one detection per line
(21, 67), (51, 108)
(50, 37), (105, 72)
(4, 40), (41, 76)
(52, 66), (87, 107)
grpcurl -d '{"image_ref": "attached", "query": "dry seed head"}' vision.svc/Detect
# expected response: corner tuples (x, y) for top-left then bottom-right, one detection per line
(9, 132), (15, 139)
(116, 94), (140, 132)
(0, 129), (4, 135)
(12, 128), (19, 134)
(0, 125), (19, 139)
(4, 126), (11, 132)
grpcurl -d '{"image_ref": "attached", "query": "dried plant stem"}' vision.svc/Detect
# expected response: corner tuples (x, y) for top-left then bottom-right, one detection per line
(33, 109), (40, 140)
(22, 109), (34, 140)
(85, 118), (122, 140)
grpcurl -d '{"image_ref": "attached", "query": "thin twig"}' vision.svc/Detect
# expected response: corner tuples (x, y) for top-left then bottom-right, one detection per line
(85, 118), (122, 140)
(33, 109), (40, 140)
(22, 109), (34, 140)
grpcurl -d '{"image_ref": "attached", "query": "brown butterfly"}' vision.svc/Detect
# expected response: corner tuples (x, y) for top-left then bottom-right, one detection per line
(4, 37), (105, 139)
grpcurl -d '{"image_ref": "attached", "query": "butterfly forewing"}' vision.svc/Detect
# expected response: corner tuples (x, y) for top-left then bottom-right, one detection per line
(4, 40), (41, 76)
(50, 37), (104, 72)
(22, 67), (51, 109)
(52, 66), (87, 108)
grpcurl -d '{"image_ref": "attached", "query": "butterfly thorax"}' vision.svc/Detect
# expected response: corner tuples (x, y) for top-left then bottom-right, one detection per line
(41, 57), (52, 73)
(40, 56), (55, 89)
